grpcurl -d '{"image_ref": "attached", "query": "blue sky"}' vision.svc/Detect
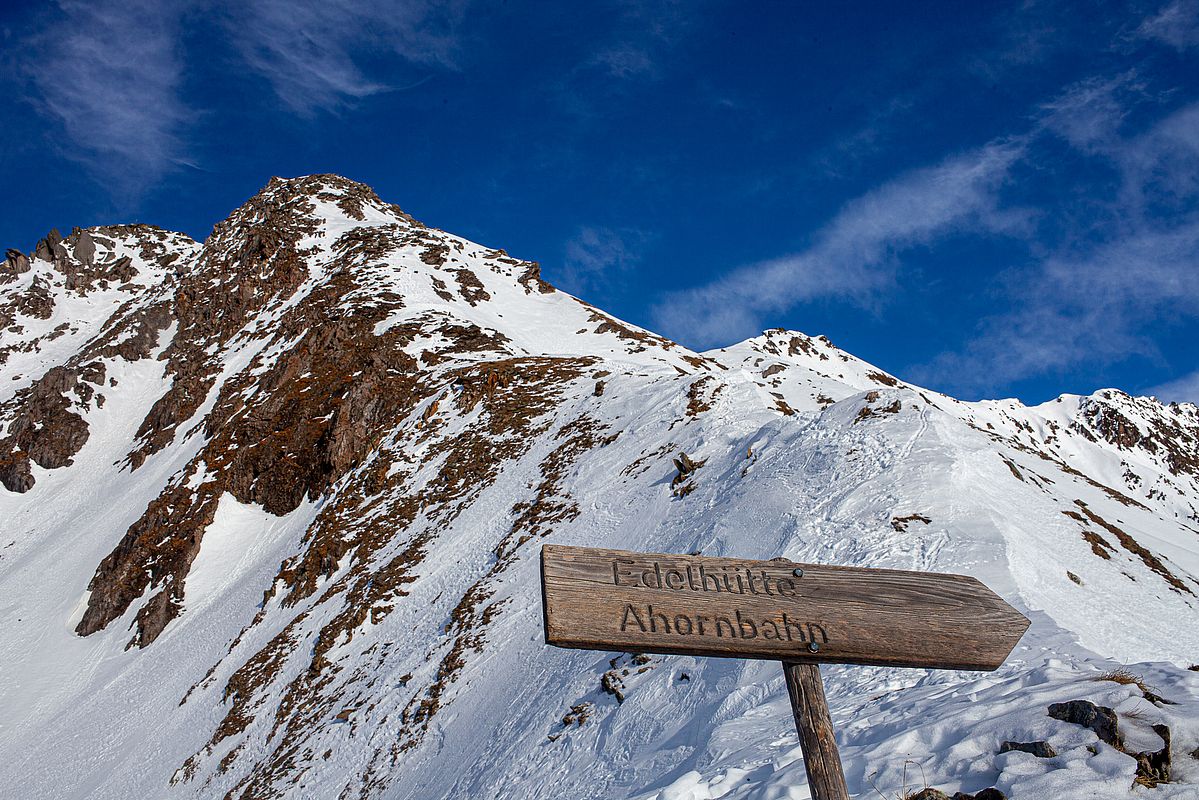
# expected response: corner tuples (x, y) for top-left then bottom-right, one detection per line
(2, 0), (1198, 404)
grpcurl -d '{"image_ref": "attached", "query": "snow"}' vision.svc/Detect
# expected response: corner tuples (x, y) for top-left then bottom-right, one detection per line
(1, 177), (1196, 799)
(183, 493), (315, 612)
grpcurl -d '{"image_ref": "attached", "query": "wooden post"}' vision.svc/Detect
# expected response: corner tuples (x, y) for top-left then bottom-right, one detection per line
(540, 545), (1030, 800)
(783, 661), (850, 800)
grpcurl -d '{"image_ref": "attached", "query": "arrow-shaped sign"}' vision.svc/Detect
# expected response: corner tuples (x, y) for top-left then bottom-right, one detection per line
(541, 544), (1030, 800)
(542, 544), (1029, 670)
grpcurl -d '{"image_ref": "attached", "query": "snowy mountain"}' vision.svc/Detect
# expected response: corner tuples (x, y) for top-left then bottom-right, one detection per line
(1, 175), (1197, 800)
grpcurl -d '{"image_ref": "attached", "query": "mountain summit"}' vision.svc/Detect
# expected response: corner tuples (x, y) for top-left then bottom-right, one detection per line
(1, 176), (1197, 799)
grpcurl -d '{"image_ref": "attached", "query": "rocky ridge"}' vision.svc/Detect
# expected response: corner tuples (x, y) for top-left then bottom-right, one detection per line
(1, 176), (1197, 800)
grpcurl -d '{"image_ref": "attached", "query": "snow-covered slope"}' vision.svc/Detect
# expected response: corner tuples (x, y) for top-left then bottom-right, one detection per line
(1, 176), (1196, 800)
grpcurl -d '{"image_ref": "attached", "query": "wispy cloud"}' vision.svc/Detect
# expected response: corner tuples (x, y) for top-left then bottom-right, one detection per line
(19, 0), (468, 191)
(26, 0), (191, 190)
(589, 45), (658, 80)
(576, 0), (699, 83)
(1038, 72), (1144, 154)
(913, 97), (1199, 396)
(1136, 0), (1199, 50)
(221, 0), (466, 116)
(557, 226), (648, 295)
(651, 140), (1028, 347)
(914, 219), (1199, 395)
(1146, 368), (1199, 404)
(1118, 101), (1199, 207)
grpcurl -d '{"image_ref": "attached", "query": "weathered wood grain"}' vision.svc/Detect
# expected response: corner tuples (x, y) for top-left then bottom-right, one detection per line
(541, 544), (1029, 670)
(783, 662), (849, 800)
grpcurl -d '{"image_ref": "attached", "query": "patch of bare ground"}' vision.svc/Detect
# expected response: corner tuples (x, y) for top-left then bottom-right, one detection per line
(579, 303), (678, 355)
(1072, 500), (1191, 594)
(0, 240), (179, 493)
(761, 363), (786, 379)
(855, 392), (902, 423)
(622, 441), (675, 479)
(1075, 395), (1199, 483)
(1000, 455), (1024, 481)
(685, 375), (722, 417)
(671, 451), (704, 498)
(500, 414), (617, 559)
(185, 356), (599, 794)
(891, 513), (931, 532)
(789, 333), (828, 360)
(449, 267), (490, 305)
(78, 275), (427, 646)
(989, 432), (1149, 510)
(1063, 509), (1116, 559)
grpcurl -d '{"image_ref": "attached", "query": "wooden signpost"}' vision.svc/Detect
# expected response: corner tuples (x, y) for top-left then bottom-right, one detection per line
(540, 544), (1030, 800)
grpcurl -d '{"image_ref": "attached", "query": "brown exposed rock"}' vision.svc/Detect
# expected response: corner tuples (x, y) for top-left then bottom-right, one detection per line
(1083, 530), (1115, 559)
(761, 363), (786, 378)
(786, 333), (826, 360)
(178, 351), (600, 788)
(501, 413), (615, 558)
(561, 702), (593, 727)
(1000, 740), (1057, 758)
(856, 395), (901, 423)
(972, 791), (1007, 800)
(686, 376), (721, 417)
(0, 449), (33, 493)
(1048, 700), (1121, 748)
(33, 228), (67, 263)
(1080, 400), (1143, 449)
(72, 228), (96, 265)
(1000, 456), (1024, 481)
(126, 178), (321, 470)
(1074, 395), (1199, 483)
(109, 256), (137, 282)
(0, 365), (94, 491)
(82, 300), (427, 644)
(583, 304), (675, 353)
(15, 276), (55, 319)
(1133, 724), (1171, 787)
(671, 451), (705, 497)
(451, 267), (490, 305)
(517, 260), (555, 294)
(97, 302), (173, 363)
(2, 248), (30, 282)
(1073, 500), (1190, 593)
(891, 513), (932, 531)
(314, 177), (391, 221)
(420, 242), (449, 265)
(907, 789), (950, 800)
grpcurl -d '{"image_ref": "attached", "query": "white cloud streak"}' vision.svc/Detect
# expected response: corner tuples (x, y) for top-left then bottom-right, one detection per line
(27, 0), (191, 189)
(1146, 369), (1199, 404)
(222, 0), (466, 116)
(915, 219), (1199, 394)
(1038, 72), (1141, 154)
(558, 226), (647, 295)
(1136, 0), (1199, 50)
(913, 98), (1199, 395)
(651, 140), (1028, 347)
(21, 0), (467, 188)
